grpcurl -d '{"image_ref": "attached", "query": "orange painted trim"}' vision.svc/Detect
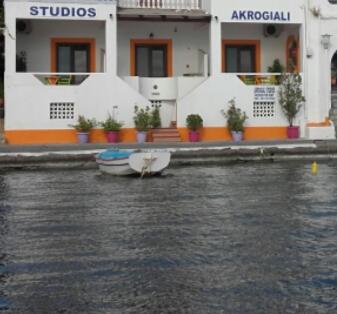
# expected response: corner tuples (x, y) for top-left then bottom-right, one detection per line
(5, 128), (137, 145)
(5, 126), (288, 144)
(222, 40), (261, 73)
(286, 35), (300, 73)
(51, 38), (96, 72)
(179, 126), (287, 142)
(130, 39), (173, 77)
(307, 117), (331, 127)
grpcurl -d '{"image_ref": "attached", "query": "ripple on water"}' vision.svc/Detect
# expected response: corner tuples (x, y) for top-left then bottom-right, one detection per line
(0, 162), (337, 313)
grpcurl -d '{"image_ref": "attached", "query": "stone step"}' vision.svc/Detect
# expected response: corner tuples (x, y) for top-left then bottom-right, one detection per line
(152, 128), (181, 143)
(153, 137), (181, 143)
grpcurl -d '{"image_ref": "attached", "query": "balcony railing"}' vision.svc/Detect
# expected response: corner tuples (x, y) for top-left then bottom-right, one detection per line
(118, 0), (201, 10)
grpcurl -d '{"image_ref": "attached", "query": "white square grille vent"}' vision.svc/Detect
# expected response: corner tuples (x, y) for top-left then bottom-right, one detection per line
(151, 100), (162, 106)
(50, 102), (74, 120)
(253, 101), (275, 118)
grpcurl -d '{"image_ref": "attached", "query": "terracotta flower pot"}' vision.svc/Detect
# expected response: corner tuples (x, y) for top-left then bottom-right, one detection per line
(188, 131), (200, 142)
(287, 126), (300, 139)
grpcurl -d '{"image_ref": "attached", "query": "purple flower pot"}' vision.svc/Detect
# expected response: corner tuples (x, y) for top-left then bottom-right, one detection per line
(136, 131), (147, 143)
(77, 132), (89, 144)
(188, 131), (200, 142)
(106, 131), (119, 143)
(287, 126), (300, 139)
(231, 131), (243, 142)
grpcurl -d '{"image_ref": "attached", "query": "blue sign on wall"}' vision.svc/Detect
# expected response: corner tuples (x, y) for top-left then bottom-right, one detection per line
(30, 6), (97, 18)
(231, 10), (290, 22)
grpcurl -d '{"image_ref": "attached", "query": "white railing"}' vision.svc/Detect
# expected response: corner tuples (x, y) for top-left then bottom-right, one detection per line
(118, 0), (201, 10)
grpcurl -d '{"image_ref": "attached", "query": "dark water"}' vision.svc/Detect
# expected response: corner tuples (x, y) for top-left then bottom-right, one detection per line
(1, 162), (337, 313)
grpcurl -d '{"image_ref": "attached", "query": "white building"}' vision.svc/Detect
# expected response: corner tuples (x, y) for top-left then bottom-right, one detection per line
(2, 0), (337, 144)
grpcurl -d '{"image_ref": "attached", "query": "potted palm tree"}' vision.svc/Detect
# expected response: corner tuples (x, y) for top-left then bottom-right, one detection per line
(223, 98), (248, 142)
(70, 115), (96, 143)
(186, 114), (203, 142)
(133, 105), (151, 143)
(100, 114), (123, 143)
(278, 73), (305, 139)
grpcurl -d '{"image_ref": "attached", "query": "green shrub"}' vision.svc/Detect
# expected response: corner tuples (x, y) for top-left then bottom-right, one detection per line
(70, 115), (96, 132)
(278, 74), (305, 126)
(186, 114), (203, 131)
(268, 59), (284, 73)
(133, 105), (151, 132)
(100, 114), (123, 132)
(150, 104), (162, 128)
(223, 99), (248, 132)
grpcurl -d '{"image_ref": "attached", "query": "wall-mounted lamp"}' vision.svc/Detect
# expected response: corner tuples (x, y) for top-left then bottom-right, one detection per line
(109, 13), (113, 19)
(149, 32), (154, 38)
(213, 15), (218, 22)
(321, 34), (332, 50)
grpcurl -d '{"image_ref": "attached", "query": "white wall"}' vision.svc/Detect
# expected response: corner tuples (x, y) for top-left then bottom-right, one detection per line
(5, 73), (151, 130)
(222, 23), (299, 73)
(16, 20), (106, 73)
(117, 21), (210, 77)
(177, 74), (289, 128)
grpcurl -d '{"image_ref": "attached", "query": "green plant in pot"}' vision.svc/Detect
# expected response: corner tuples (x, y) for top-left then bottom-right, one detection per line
(268, 59), (284, 84)
(223, 98), (248, 142)
(133, 105), (151, 143)
(70, 115), (96, 144)
(186, 114), (203, 142)
(100, 114), (123, 143)
(150, 104), (162, 129)
(278, 73), (305, 139)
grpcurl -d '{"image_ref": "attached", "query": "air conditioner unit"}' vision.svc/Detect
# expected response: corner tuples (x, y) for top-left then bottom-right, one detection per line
(16, 20), (32, 34)
(263, 24), (282, 38)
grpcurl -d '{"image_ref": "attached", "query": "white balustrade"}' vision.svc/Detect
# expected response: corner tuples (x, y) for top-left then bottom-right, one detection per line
(118, 0), (200, 10)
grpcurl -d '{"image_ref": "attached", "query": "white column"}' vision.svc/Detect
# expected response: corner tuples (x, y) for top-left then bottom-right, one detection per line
(4, 4), (16, 74)
(105, 6), (117, 75)
(209, 18), (221, 76)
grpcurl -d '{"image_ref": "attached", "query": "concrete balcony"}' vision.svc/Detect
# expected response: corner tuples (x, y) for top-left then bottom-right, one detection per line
(118, 0), (201, 10)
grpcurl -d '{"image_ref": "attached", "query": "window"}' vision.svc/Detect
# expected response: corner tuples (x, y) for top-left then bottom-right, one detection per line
(51, 38), (95, 73)
(56, 44), (90, 73)
(135, 45), (167, 77)
(225, 45), (256, 73)
(222, 40), (260, 73)
(130, 39), (172, 77)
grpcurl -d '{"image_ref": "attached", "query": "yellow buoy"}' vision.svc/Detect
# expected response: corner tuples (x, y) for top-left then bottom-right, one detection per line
(311, 161), (318, 175)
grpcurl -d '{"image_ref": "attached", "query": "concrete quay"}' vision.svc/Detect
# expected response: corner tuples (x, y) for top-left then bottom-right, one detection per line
(0, 139), (337, 170)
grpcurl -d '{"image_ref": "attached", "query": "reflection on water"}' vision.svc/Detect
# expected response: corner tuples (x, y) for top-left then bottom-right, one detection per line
(1, 162), (337, 313)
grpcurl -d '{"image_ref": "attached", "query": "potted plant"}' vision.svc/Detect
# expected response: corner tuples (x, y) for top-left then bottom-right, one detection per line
(268, 59), (284, 73)
(70, 115), (96, 144)
(186, 114), (203, 142)
(133, 105), (151, 143)
(150, 104), (162, 129)
(223, 98), (248, 142)
(268, 59), (284, 84)
(278, 73), (305, 139)
(100, 114), (123, 143)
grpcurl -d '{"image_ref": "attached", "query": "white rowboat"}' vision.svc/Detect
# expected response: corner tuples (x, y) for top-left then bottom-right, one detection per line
(95, 150), (171, 176)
